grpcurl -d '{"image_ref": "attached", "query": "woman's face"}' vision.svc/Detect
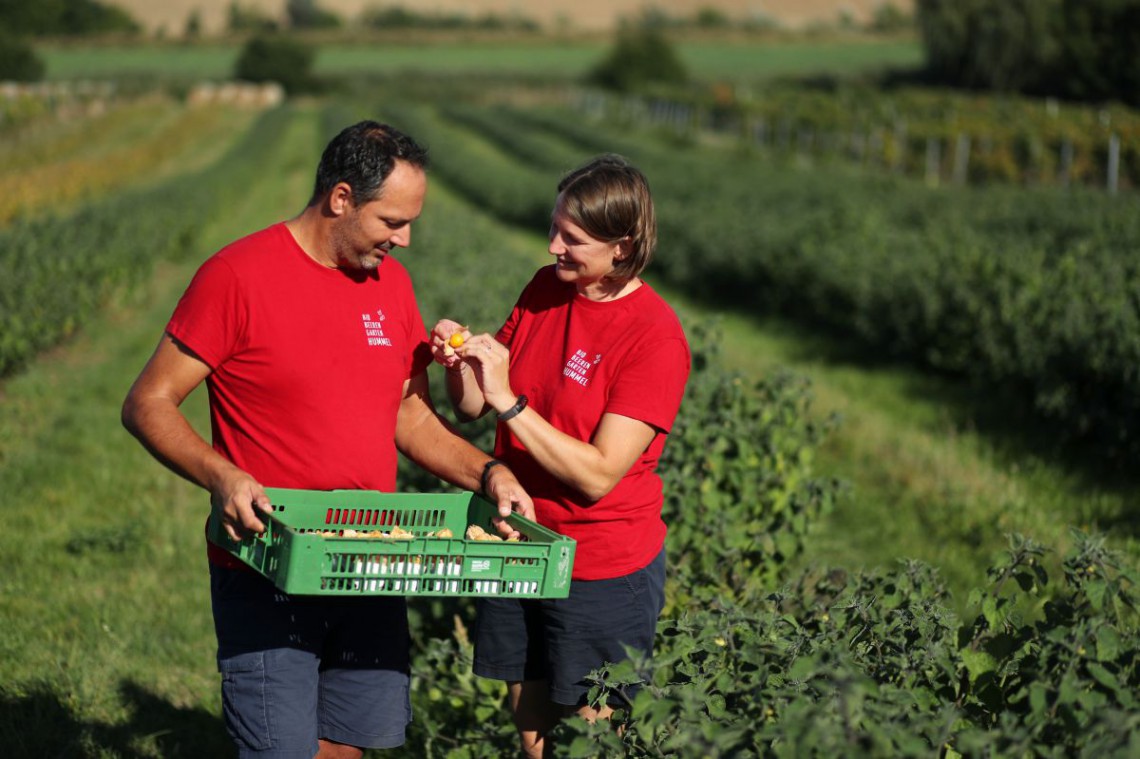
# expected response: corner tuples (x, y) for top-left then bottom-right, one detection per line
(548, 195), (624, 295)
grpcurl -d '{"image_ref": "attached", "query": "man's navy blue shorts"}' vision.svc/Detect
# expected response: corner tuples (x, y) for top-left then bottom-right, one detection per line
(472, 548), (666, 706)
(210, 564), (411, 758)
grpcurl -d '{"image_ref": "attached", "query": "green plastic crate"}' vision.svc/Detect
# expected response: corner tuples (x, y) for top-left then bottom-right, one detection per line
(207, 487), (576, 598)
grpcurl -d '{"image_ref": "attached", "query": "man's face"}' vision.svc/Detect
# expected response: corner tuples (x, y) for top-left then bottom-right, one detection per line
(333, 160), (427, 271)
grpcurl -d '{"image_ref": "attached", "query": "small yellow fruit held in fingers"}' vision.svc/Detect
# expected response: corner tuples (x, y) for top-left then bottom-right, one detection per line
(448, 332), (466, 348)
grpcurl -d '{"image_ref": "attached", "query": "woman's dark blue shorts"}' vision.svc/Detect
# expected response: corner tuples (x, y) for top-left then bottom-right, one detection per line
(472, 548), (666, 706)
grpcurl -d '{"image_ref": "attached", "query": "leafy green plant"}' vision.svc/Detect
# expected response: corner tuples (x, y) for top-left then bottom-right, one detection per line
(587, 27), (688, 93)
(0, 32), (44, 81)
(234, 34), (316, 94)
(553, 532), (1138, 758)
(660, 320), (844, 610)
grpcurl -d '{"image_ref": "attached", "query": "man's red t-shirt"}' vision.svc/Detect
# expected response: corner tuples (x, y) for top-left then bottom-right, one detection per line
(495, 266), (690, 580)
(166, 223), (432, 567)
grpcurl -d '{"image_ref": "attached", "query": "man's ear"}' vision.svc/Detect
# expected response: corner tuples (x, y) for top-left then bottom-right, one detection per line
(328, 182), (355, 217)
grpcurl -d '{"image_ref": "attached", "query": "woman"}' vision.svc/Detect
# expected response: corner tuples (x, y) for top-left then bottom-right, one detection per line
(431, 154), (690, 758)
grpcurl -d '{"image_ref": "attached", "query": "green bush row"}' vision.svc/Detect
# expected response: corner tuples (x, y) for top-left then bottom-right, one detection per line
(0, 105), (295, 378)
(378, 101), (556, 231)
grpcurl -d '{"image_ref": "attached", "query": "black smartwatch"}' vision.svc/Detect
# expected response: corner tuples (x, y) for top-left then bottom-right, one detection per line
(480, 458), (506, 496)
(497, 394), (528, 421)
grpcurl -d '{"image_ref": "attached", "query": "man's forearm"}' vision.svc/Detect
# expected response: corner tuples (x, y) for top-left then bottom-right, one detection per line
(122, 398), (236, 492)
(398, 411), (490, 492)
(445, 363), (489, 422)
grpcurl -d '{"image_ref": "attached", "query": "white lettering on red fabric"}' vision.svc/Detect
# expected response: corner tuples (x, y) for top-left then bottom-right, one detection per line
(361, 312), (392, 347)
(562, 348), (601, 387)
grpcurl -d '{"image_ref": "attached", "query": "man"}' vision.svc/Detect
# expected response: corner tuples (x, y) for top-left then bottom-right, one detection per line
(122, 121), (532, 758)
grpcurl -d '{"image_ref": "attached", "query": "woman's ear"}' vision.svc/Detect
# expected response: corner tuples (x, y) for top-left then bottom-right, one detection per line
(613, 237), (632, 261)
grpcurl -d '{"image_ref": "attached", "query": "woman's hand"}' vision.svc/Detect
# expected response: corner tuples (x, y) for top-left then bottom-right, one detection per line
(455, 334), (516, 412)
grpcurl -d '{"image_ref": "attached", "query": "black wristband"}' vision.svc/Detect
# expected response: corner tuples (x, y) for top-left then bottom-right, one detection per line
(480, 458), (506, 496)
(497, 394), (528, 422)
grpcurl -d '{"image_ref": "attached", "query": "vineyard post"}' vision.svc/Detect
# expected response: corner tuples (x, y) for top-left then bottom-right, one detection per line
(925, 136), (941, 187)
(953, 133), (971, 185)
(753, 117), (768, 148)
(1059, 139), (1073, 188)
(850, 127), (864, 163)
(869, 127), (884, 169)
(892, 120), (907, 174)
(797, 127), (811, 159)
(1107, 133), (1120, 195)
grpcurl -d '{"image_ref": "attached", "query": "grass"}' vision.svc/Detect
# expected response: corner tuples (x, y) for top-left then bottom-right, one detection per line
(39, 36), (921, 83)
(676, 38), (920, 80)
(40, 42), (240, 80)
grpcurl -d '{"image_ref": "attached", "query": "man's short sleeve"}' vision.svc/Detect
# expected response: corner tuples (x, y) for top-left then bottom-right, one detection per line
(166, 256), (245, 370)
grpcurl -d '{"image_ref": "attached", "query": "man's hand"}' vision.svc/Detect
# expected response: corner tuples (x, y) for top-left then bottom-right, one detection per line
(210, 468), (274, 541)
(430, 318), (471, 370)
(484, 463), (535, 539)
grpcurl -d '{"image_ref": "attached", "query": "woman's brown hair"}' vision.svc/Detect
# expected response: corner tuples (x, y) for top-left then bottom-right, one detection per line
(556, 154), (657, 282)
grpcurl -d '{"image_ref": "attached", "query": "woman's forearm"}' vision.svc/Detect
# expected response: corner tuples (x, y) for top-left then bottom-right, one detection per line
(497, 406), (654, 502)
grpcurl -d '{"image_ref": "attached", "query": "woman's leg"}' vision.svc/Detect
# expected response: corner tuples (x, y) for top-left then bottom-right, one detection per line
(508, 679), (563, 759)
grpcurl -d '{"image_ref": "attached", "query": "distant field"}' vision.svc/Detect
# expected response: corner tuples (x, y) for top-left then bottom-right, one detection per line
(40, 38), (922, 82)
(106, 0), (916, 36)
(41, 44), (239, 80)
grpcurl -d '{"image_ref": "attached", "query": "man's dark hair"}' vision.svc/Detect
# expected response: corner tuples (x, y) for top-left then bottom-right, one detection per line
(310, 121), (429, 206)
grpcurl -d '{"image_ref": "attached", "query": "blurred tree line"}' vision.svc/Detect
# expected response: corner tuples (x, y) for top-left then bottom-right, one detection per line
(917, 0), (1140, 106)
(0, 0), (138, 37)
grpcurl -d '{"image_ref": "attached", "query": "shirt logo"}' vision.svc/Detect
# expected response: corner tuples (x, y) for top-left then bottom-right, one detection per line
(361, 312), (392, 347)
(563, 349), (599, 387)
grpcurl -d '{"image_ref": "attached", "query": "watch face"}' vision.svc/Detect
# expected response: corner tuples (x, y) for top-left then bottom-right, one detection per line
(499, 395), (527, 421)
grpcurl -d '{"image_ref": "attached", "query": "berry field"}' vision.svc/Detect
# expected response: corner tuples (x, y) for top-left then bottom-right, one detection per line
(1, 43), (1138, 756)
